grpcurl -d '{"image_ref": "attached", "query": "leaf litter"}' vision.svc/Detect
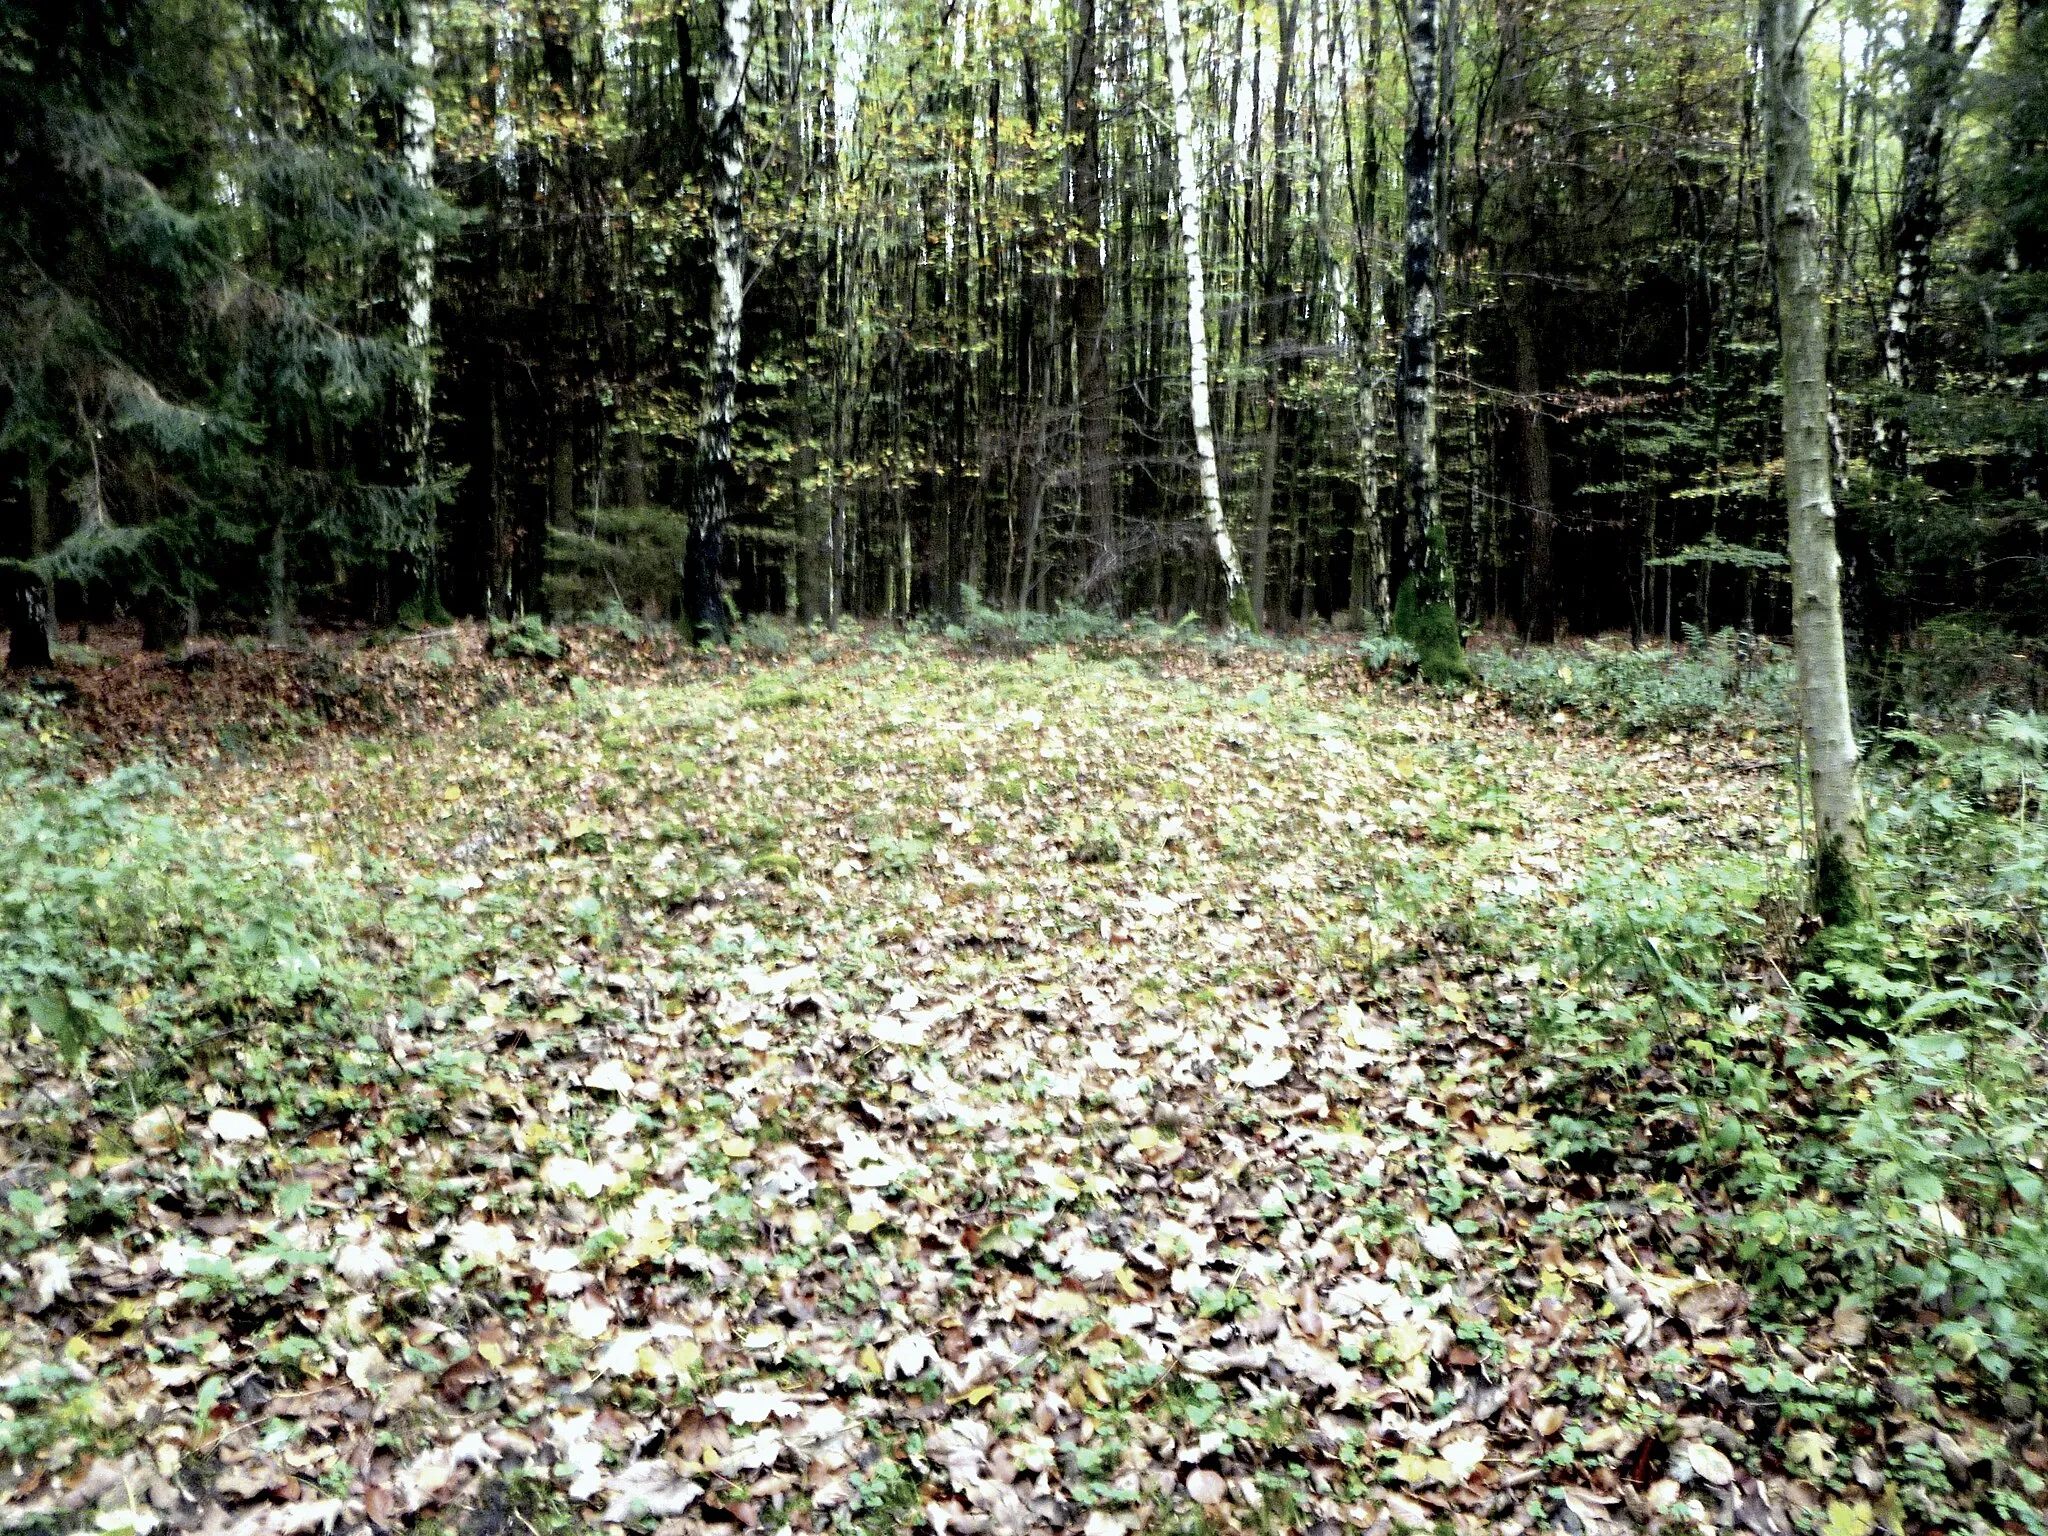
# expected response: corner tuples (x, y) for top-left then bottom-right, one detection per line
(0, 633), (2011, 1535)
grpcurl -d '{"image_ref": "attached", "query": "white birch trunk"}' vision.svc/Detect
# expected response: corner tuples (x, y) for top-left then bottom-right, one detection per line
(400, 3), (436, 494)
(1163, 0), (1246, 613)
(1767, 0), (1867, 919)
(1354, 337), (1387, 627)
(688, 0), (753, 641)
(1872, 0), (1995, 476)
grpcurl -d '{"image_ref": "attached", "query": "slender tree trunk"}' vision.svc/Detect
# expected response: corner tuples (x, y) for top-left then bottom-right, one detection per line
(1070, 0), (1116, 606)
(399, 0), (440, 616)
(1342, 0), (1389, 632)
(8, 466), (56, 670)
(550, 414), (576, 531)
(1511, 306), (1556, 641)
(1768, 0), (1867, 921)
(620, 431), (648, 511)
(489, 378), (510, 617)
(1392, 0), (1465, 681)
(1873, 0), (1997, 476)
(1247, 0), (1300, 632)
(1163, 0), (1248, 619)
(487, 5), (515, 617)
(267, 518), (296, 647)
(687, 0), (753, 643)
(794, 435), (826, 623)
(1351, 352), (1388, 630)
(7, 469), (53, 670)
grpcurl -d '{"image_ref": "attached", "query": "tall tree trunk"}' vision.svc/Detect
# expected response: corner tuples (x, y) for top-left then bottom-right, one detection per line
(1511, 306), (1556, 641)
(1392, 0), (1465, 681)
(1070, 0), (1116, 606)
(1768, 0), (1867, 921)
(7, 468), (53, 671)
(550, 414), (576, 531)
(267, 517), (296, 647)
(8, 466), (55, 670)
(400, 0), (440, 616)
(1247, 0), (1300, 632)
(1163, 0), (1248, 620)
(794, 434), (826, 623)
(489, 377), (510, 617)
(1873, 0), (1998, 476)
(620, 431), (648, 511)
(1342, 0), (1389, 632)
(687, 0), (752, 643)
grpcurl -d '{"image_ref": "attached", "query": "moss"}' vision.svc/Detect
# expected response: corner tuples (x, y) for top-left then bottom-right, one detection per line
(1393, 576), (1470, 686)
(1228, 583), (1257, 632)
(1810, 832), (1870, 927)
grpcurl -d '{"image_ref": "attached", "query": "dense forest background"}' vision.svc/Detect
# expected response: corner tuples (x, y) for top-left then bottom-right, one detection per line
(4, 0), (2046, 689)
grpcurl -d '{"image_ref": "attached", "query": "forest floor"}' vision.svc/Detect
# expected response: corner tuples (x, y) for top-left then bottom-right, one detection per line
(0, 627), (1904, 1536)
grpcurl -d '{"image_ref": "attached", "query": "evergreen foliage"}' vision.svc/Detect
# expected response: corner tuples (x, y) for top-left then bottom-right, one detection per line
(545, 505), (690, 621)
(0, 0), (440, 647)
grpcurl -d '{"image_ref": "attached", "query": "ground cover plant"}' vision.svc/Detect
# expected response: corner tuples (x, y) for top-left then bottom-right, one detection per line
(3, 628), (2042, 1536)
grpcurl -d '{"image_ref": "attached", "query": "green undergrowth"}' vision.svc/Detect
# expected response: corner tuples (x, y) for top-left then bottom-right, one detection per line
(1473, 627), (1794, 734)
(8, 632), (2044, 1531)
(0, 689), (469, 1103)
(1485, 711), (2048, 1513)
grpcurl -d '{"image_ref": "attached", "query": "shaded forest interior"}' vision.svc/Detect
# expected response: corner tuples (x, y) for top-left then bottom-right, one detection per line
(4, 0), (2047, 692)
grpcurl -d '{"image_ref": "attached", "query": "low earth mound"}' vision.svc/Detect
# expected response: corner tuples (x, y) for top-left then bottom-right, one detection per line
(0, 638), (2030, 1536)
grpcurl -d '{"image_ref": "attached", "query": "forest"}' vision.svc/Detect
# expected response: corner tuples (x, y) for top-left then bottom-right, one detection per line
(4, 0), (2048, 1534)
(2, 0), (2041, 661)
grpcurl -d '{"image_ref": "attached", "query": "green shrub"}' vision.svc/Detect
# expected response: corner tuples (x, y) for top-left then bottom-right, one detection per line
(1067, 818), (1123, 865)
(736, 614), (793, 656)
(1357, 635), (1419, 674)
(583, 598), (645, 643)
(1501, 723), (2048, 1400)
(741, 674), (815, 712)
(1472, 629), (1790, 734)
(949, 586), (1119, 649)
(867, 833), (929, 877)
(487, 614), (565, 661)
(545, 505), (689, 620)
(1882, 615), (2048, 725)
(0, 697), (458, 1071)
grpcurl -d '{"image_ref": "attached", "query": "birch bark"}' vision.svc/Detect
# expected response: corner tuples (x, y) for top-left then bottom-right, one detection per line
(1341, 0), (1389, 632)
(1163, 0), (1248, 620)
(687, 0), (753, 643)
(1768, 0), (1868, 920)
(1070, 0), (1116, 604)
(1392, 0), (1466, 681)
(1872, 0), (1998, 476)
(399, 2), (438, 605)
(1247, 0), (1300, 632)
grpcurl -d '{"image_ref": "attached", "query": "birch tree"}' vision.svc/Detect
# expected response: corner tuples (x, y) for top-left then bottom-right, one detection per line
(1341, 0), (1390, 633)
(686, 0), (753, 644)
(399, 0), (437, 609)
(1767, 0), (1867, 920)
(1872, 0), (2000, 477)
(1164, 0), (1248, 622)
(1391, 0), (1465, 681)
(1070, 0), (1116, 601)
(1247, 0), (1301, 632)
